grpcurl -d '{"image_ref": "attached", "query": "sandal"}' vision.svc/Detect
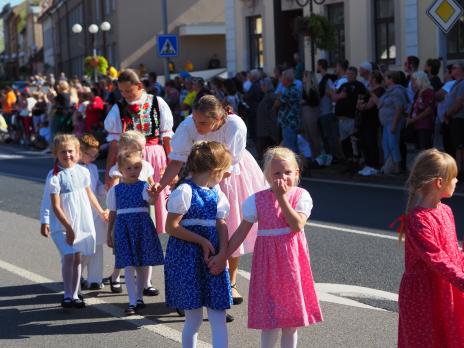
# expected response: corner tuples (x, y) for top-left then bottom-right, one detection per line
(61, 297), (73, 308)
(109, 278), (123, 294)
(226, 313), (235, 323)
(143, 287), (159, 296)
(72, 298), (86, 309)
(231, 283), (243, 305)
(136, 299), (146, 310)
(176, 308), (185, 317)
(125, 305), (136, 316)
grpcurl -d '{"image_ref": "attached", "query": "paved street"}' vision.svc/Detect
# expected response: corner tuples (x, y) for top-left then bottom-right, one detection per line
(1, 144), (464, 347)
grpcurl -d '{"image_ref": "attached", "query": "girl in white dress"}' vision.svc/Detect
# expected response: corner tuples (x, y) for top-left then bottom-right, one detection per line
(48, 134), (107, 308)
(78, 134), (108, 290)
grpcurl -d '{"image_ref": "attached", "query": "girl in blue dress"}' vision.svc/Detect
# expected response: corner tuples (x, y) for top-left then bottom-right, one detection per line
(165, 141), (232, 348)
(106, 150), (164, 316)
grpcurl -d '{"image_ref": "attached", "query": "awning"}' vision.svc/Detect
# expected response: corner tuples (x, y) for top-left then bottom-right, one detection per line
(179, 23), (225, 36)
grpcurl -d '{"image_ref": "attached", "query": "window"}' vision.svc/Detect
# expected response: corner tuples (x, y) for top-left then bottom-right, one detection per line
(247, 16), (263, 69)
(447, 0), (464, 59)
(327, 3), (345, 66)
(374, 0), (396, 63)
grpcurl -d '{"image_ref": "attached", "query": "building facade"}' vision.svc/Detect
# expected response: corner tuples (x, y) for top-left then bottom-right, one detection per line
(226, 0), (464, 76)
(38, 0), (226, 78)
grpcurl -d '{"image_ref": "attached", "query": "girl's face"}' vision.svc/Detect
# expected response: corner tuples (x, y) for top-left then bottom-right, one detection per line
(56, 142), (79, 168)
(440, 176), (458, 199)
(268, 158), (299, 187)
(192, 111), (221, 135)
(120, 157), (143, 182)
(208, 169), (226, 187)
(118, 81), (143, 103)
(80, 147), (99, 165)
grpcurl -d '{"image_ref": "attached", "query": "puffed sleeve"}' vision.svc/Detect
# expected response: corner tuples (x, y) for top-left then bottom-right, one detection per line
(224, 115), (247, 174)
(49, 174), (61, 195)
(294, 189), (313, 219)
(106, 186), (117, 211)
(157, 96), (174, 138)
(109, 164), (122, 178)
(82, 166), (91, 188)
(169, 117), (195, 162)
(167, 183), (192, 214)
(216, 187), (230, 220)
(104, 104), (122, 142)
(143, 160), (155, 178)
(142, 182), (150, 202)
(242, 194), (257, 223)
(40, 171), (53, 224)
(407, 211), (464, 291)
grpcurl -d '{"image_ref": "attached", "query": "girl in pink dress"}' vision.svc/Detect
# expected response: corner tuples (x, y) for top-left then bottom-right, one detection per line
(220, 147), (322, 348)
(156, 95), (267, 306)
(398, 148), (464, 348)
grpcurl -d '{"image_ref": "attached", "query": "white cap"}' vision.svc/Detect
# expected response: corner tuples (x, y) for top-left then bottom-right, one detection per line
(359, 61), (372, 72)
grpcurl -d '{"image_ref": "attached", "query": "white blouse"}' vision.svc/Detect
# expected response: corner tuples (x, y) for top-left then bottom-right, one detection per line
(167, 183), (230, 220)
(104, 91), (174, 142)
(169, 114), (247, 175)
(242, 188), (313, 224)
(106, 182), (151, 211)
(109, 159), (154, 181)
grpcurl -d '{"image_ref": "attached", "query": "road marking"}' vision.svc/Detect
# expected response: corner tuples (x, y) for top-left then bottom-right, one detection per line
(308, 222), (398, 241)
(237, 270), (396, 312)
(0, 258), (211, 348)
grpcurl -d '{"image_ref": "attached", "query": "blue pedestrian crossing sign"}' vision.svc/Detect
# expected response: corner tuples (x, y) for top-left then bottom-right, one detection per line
(157, 35), (178, 57)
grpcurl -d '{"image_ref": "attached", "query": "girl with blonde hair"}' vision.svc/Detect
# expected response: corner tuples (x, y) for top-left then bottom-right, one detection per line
(397, 148), (464, 347)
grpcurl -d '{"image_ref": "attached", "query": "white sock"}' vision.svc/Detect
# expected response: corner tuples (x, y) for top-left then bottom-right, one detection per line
(207, 308), (228, 348)
(261, 329), (280, 348)
(62, 254), (74, 299)
(71, 254), (82, 300)
(182, 308), (203, 348)
(145, 266), (153, 288)
(281, 328), (297, 348)
(136, 266), (149, 301)
(124, 267), (137, 306)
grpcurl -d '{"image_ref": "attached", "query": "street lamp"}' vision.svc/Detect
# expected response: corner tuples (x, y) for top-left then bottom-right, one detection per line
(295, 0), (326, 72)
(72, 22), (111, 81)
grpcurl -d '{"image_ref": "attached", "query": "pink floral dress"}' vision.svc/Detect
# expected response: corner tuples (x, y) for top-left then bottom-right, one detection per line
(399, 203), (464, 348)
(242, 187), (323, 329)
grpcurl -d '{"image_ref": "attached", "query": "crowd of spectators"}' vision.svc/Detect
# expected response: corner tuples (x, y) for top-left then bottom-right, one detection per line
(2, 55), (464, 179)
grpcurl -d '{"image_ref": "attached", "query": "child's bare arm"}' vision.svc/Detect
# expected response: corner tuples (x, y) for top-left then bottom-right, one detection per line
(226, 220), (254, 259)
(107, 211), (116, 247)
(85, 187), (108, 221)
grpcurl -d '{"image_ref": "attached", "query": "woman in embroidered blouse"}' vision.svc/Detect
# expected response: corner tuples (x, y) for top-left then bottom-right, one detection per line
(155, 94), (268, 305)
(104, 69), (174, 233)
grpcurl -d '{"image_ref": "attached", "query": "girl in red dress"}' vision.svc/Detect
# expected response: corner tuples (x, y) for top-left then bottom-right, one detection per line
(398, 148), (464, 348)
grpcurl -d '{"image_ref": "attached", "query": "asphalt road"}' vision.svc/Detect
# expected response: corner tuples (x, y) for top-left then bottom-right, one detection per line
(1, 144), (463, 347)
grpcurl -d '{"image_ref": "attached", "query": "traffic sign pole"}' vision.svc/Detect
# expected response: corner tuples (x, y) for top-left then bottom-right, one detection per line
(162, 0), (170, 81)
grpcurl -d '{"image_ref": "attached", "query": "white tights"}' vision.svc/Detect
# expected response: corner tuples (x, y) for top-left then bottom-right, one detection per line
(62, 253), (81, 300)
(124, 266), (149, 306)
(261, 328), (298, 348)
(182, 308), (228, 348)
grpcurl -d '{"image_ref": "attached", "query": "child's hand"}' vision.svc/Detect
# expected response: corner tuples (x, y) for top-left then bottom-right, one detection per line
(65, 226), (75, 245)
(100, 209), (109, 222)
(107, 233), (113, 248)
(169, 175), (179, 187)
(40, 224), (50, 238)
(200, 239), (216, 263)
(208, 253), (227, 275)
(272, 178), (289, 197)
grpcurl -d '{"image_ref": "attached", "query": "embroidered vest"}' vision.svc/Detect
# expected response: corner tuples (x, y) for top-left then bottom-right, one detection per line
(118, 93), (161, 139)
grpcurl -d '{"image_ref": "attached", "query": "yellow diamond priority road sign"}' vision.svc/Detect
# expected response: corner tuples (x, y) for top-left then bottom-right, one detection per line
(427, 0), (464, 33)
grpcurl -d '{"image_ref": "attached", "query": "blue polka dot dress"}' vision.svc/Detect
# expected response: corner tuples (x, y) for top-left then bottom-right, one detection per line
(112, 181), (164, 269)
(164, 180), (232, 310)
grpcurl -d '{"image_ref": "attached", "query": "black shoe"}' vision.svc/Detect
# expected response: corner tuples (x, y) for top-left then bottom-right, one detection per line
(80, 278), (88, 290)
(136, 299), (146, 310)
(72, 298), (86, 308)
(109, 278), (123, 293)
(125, 305), (136, 316)
(102, 276), (111, 285)
(61, 297), (73, 308)
(88, 282), (104, 290)
(143, 287), (159, 296)
(231, 284), (243, 305)
(176, 308), (185, 317)
(226, 313), (234, 323)
(78, 293), (83, 300)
